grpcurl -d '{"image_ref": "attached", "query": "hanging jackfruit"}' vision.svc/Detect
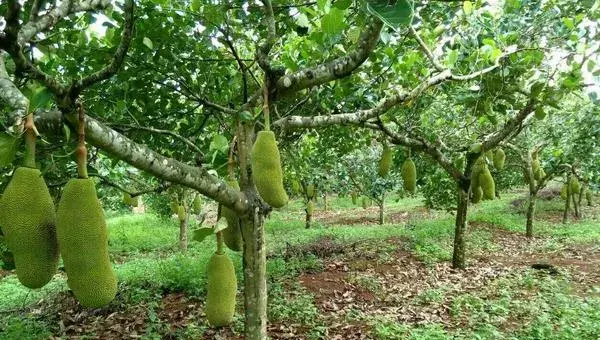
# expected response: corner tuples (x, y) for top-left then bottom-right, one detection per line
(493, 148), (505, 170)
(220, 180), (243, 252)
(479, 166), (496, 200)
(291, 180), (300, 195)
(307, 200), (314, 215)
(378, 145), (393, 177)
(192, 195), (203, 214)
(401, 158), (417, 194)
(586, 190), (592, 206)
(532, 159), (541, 180)
(534, 106), (546, 120)
(472, 186), (483, 204)
(469, 143), (482, 154)
(122, 192), (132, 206)
(0, 167), (59, 288)
(56, 178), (117, 307)
(306, 184), (315, 199)
(485, 150), (494, 164)
(351, 192), (357, 205)
(170, 201), (179, 214)
(569, 177), (581, 194)
(470, 157), (485, 193)
(177, 205), (186, 221)
(250, 131), (289, 208)
(560, 184), (568, 200)
(205, 252), (237, 327)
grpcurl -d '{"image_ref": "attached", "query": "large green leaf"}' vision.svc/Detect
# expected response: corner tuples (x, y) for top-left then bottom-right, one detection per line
(321, 8), (346, 35)
(0, 133), (19, 167)
(366, 0), (413, 30)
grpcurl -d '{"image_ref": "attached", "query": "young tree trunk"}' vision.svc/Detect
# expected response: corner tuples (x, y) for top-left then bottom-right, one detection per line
(240, 212), (267, 340)
(526, 192), (536, 238)
(378, 200), (384, 225)
(572, 193), (579, 218)
(452, 186), (469, 269)
(305, 208), (312, 229)
(323, 194), (328, 211)
(179, 213), (188, 251)
(563, 177), (571, 224)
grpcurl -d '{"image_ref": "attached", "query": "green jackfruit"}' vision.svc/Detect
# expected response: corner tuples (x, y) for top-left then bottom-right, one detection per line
(532, 159), (541, 179)
(479, 166), (495, 200)
(493, 149), (505, 170)
(205, 252), (237, 327)
(56, 179), (117, 307)
(351, 192), (357, 205)
(306, 184), (315, 199)
(192, 195), (202, 214)
(291, 180), (300, 194)
(361, 197), (369, 209)
(469, 143), (482, 154)
(177, 205), (186, 221)
(0, 167), (59, 288)
(536, 168), (546, 181)
(472, 186), (483, 204)
(307, 200), (314, 215)
(170, 201), (179, 214)
(560, 184), (568, 200)
(485, 150), (494, 164)
(221, 180), (242, 252)
(569, 177), (581, 194)
(534, 106), (546, 120)
(130, 195), (139, 208)
(250, 131), (289, 208)
(378, 146), (393, 177)
(586, 190), (592, 206)
(401, 158), (417, 194)
(123, 193), (132, 206)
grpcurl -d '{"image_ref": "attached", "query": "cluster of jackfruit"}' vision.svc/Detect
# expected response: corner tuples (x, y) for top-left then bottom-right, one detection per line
(531, 153), (545, 181)
(177, 205), (186, 221)
(378, 145), (393, 177)
(470, 156), (495, 202)
(251, 131), (288, 208)
(569, 177), (581, 194)
(306, 184), (315, 200)
(560, 183), (568, 200)
(56, 178), (117, 307)
(192, 195), (203, 214)
(0, 167), (59, 288)
(493, 148), (505, 170)
(205, 251), (237, 327)
(401, 158), (417, 194)
(220, 180), (243, 252)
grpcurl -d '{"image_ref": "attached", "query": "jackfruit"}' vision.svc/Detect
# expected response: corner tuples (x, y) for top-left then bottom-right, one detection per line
(0, 167), (59, 288)
(221, 180), (242, 252)
(351, 192), (357, 205)
(170, 201), (179, 214)
(205, 252), (237, 327)
(469, 143), (482, 154)
(586, 190), (592, 206)
(306, 184), (315, 199)
(56, 178), (117, 307)
(378, 146), (393, 177)
(485, 150), (494, 164)
(192, 195), (202, 214)
(291, 180), (300, 194)
(122, 192), (131, 206)
(569, 177), (581, 194)
(307, 200), (314, 215)
(560, 184), (568, 200)
(479, 166), (495, 200)
(534, 106), (546, 120)
(177, 205), (186, 221)
(401, 158), (417, 194)
(493, 149), (505, 170)
(536, 168), (546, 181)
(532, 159), (541, 179)
(472, 186), (483, 204)
(250, 131), (289, 208)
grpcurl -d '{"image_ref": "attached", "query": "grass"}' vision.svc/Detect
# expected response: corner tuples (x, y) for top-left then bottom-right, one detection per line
(0, 191), (598, 338)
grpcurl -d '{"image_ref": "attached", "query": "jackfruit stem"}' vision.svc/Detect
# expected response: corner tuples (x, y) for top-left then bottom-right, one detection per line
(23, 114), (36, 169)
(262, 83), (270, 131)
(216, 231), (224, 255)
(76, 104), (88, 179)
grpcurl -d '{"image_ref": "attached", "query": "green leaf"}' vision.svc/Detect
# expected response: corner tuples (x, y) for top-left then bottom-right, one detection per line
(209, 134), (229, 153)
(530, 81), (545, 98)
(238, 110), (254, 122)
(143, 37), (154, 50)
(366, 0), (413, 31)
(333, 0), (352, 10)
(0, 133), (19, 167)
(26, 86), (52, 113)
(190, 0), (202, 12)
(192, 227), (214, 243)
(463, 1), (473, 15)
(321, 8), (346, 35)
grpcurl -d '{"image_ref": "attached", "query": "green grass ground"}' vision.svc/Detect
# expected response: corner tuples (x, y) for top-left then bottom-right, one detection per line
(0, 191), (598, 339)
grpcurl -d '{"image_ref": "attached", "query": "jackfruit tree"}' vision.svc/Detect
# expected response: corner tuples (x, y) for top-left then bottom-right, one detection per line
(0, 0), (597, 338)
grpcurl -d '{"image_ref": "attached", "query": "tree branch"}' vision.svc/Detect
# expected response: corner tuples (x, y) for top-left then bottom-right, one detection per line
(112, 123), (203, 155)
(409, 26), (444, 72)
(0, 53), (28, 132)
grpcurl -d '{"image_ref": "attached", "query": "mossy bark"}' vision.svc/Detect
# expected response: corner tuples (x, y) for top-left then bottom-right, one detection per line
(305, 209), (312, 229)
(378, 196), (385, 225)
(563, 174), (571, 224)
(452, 186), (469, 269)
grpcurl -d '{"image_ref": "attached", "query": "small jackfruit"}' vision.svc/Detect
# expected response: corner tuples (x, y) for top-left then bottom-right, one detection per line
(479, 166), (495, 200)
(536, 168), (546, 181)
(123, 193), (132, 206)
(0, 167), (59, 288)
(250, 131), (289, 208)
(472, 186), (483, 204)
(586, 190), (592, 206)
(170, 201), (179, 214)
(307, 200), (314, 215)
(351, 192), (357, 205)
(205, 252), (237, 327)
(378, 146), (393, 177)
(469, 143), (483, 154)
(192, 195), (203, 214)
(569, 177), (581, 194)
(129, 195), (139, 208)
(0, 235), (15, 271)
(532, 159), (541, 179)
(306, 184), (315, 199)
(56, 179), (117, 307)
(401, 158), (417, 194)
(534, 106), (546, 120)
(560, 184), (568, 200)
(485, 150), (494, 164)
(220, 180), (242, 252)
(291, 180), (300, 194)
(177, 205), (186, 221)
(493, 149), (505, 170)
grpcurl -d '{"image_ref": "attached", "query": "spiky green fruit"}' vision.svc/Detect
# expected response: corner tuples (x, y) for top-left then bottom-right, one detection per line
(56, 179), (117, 307)
(534, 106), (546, 120)
(472, 186), (483, 204)
(192, 195), (202, 214)
(485, 150), (494, 164)
(351, 192), (357, 205)
(250, 131), (289, 208)
(586, 190), (592, 206)
(291, 180), (300, 195)
(177, 205), (186, 221)
(307, 200), (314, 215)
(378, 146), (393, 177)
(306, 184), (315, 199)
(569, 177), (581, 194)
(401, 158), (417, 194)
(479, 166), (495, 200)
(469, 143), (482, 154)
(170, 201), (179, 214)
(205, 252), (237, 327)
(123, 193), (132, 206)
(536, 168), (546, 181)
(532, 159), (541, 180)
(560, 184), (568, 200)
(221, 180), (242, 252)
(493, 149), (505, 170)
(470, 156), (485, 193)
(130, 195), (139, 208)
(0, 167), (59, 288)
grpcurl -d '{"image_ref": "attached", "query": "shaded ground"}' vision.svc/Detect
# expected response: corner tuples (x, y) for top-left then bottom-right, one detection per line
(312, 206), (436, 226)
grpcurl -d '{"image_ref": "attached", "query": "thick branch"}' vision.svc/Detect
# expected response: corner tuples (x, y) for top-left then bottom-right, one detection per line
(481, 99), (535, 151)
(0, 53), (28, 131)
(410, 27), (444, 72)
(35, 110), (248, 213)
(113, 123), (203, 155)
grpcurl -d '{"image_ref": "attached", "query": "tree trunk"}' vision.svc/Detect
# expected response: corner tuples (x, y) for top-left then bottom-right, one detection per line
(240, 213), (267, 340)
(452, 186), (469, 269)
(572, 193), (579, 218)
(179, 213), (188, 251)
(378, 199), (385, 225)
(323, 194), (328, 211)
(526, 192), (536, 238)
(305, 209), (312, 229)
(563, 176), (571, 224)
